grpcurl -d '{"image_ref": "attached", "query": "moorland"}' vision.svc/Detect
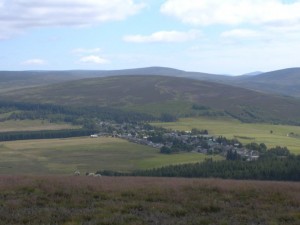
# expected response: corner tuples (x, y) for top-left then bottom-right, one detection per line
(0, 176), (299, 225)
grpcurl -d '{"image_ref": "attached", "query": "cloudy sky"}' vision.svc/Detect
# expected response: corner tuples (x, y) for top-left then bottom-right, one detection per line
(1, 0), (300, 75)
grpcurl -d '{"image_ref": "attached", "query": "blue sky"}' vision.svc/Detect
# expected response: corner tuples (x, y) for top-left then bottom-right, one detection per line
(1, 0), (300, 75)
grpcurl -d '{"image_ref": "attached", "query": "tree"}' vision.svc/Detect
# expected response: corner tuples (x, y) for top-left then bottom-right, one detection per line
(160, 113), (177, 122)
(160, 146), (172, 154)
(226, 150), (241, 161)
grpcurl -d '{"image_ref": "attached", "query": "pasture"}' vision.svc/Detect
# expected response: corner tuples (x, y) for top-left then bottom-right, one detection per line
(0, 137), (221, 174)
(154, 116), (300, 154)
(0, 119), (79, 132)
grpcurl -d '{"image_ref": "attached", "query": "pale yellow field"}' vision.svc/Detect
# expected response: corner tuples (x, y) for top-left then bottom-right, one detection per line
(0, 137), (221, 174)
(0, 119), (79, 132)
(153, 117), (300, 154)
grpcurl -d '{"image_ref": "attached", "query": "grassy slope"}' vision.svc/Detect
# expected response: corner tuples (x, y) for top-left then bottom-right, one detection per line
(0, 67), (230, 93)
(2, 75), (300, 123)
(0, 137), (221, 174)
(0, 176), (299, 225)
(0, 71), (79, 93)
(235, 67), (300, 97)
(0, 119), (79, 132)
(154, 116), (300, 154)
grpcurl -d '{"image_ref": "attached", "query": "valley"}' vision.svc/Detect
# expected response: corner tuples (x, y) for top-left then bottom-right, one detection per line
(0, 67), (300, 224)
(2, 1), (300, 223)
(0, 69), (300, 178)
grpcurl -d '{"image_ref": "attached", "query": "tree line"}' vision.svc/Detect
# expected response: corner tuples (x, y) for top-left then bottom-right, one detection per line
(0, 101), (179, 124)
(0, 129), (98, 142)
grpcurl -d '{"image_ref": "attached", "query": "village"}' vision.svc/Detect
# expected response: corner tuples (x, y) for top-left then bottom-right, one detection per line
(91, 121), (260, 161)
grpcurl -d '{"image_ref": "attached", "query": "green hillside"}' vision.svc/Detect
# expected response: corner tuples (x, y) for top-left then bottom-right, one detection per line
(2, 75), (300, 124)
(0, 67), (228, 93)
(234, 68), (300, 97)
(0, 71), (84, 92)
(2, 67), (300, 98)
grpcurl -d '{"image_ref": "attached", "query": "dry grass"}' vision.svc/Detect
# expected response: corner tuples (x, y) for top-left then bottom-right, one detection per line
(0, 119), (79, 132)
(0, 176), (299, 225)
(0, 137), (219, 174)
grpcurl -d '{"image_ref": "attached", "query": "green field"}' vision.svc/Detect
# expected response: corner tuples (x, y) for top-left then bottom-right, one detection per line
(154, 116), (300, 154)
(0, 119), (79, 132)
(0, 137), (222, 174)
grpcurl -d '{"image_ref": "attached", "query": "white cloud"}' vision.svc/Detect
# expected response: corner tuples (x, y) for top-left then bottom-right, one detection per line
(0, 0), (145, 39)
(161, 0), (300, 27)
(221, 29), (261, 39)
(79, 55), (109, 64)
(72, 48), (102, 55)
(123, 30), (200, 43)
(21, 59), (47, 65)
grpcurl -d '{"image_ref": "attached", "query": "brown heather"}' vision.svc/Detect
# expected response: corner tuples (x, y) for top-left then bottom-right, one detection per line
(0, 176), (299, 225)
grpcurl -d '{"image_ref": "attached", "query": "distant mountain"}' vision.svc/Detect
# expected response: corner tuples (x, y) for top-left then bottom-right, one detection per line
(1, 67), (300, 98)
(241, 71), (263, 76)
(233, 68), (300, 97)
(2, 75), (300, 124)
(0, 71), (87, 93)
(0, 67), (233, 93)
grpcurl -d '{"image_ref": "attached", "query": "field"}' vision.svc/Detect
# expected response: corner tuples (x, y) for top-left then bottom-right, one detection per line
(0, 137), (222, 175)
(153, 116), (300, 154)
(0, 176), (299, 225)
(0, 119), (79, 132)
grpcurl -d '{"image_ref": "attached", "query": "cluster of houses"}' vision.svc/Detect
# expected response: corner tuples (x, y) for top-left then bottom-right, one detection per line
(90, 121), (260, 161)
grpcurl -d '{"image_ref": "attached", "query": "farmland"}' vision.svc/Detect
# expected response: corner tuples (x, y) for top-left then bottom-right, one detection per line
(0, 119), (79, 132)
(0, 137), (221, 175)
(154, 116), (300, 154)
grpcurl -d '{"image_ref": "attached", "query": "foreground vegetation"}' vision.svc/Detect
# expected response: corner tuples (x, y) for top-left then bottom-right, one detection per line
(154, 116), (300, 154)
(0, 137), (221, 174)
(0, 176), (299, 225)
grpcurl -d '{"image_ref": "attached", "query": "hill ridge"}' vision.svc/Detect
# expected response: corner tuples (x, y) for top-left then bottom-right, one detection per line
(2, 74), (300, 125)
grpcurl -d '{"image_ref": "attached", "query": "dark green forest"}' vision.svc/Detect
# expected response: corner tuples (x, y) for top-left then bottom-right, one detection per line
(0, 101), (156, 124)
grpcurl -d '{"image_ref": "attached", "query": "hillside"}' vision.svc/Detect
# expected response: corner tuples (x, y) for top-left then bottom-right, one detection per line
(233, 68), (300, 97)
(0, 71), (82, 92)
(0, 176), (299, 225)
(0, 67), (232, 92)
(2, 67), (300, 98)
(2, 75), (300, 124)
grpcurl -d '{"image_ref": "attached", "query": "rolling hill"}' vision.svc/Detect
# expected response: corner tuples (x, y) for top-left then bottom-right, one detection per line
(0, 67), (232, 93)
(1, 67), (300, 98)
(2, 75), (300, 124)
(233, 68), (300, 97)
(0, 71), (82, 92)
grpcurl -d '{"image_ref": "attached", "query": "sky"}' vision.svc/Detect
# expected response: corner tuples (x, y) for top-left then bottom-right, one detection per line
(1, 0), (300, 75)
